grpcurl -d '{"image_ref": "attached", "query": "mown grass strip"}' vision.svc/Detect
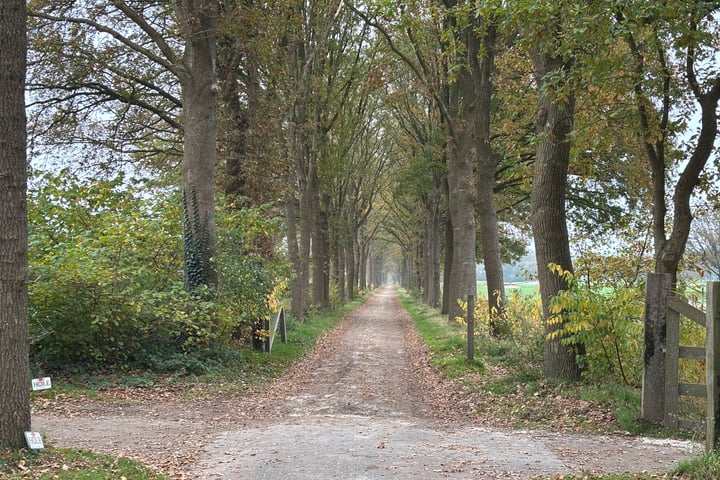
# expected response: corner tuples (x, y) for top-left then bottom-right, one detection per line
(1, 448), (168, 479)
(397, 289), (484, 378)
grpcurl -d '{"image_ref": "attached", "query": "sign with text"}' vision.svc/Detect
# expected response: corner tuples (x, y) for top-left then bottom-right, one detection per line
(24, 432), (44, 450)
(31, 377), (52, 391)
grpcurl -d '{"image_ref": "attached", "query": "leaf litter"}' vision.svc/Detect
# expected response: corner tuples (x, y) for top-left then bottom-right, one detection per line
(31, 288), (700, 479)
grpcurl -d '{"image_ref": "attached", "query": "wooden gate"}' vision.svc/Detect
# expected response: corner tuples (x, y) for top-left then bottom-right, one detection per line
(642, 273), (720, 450)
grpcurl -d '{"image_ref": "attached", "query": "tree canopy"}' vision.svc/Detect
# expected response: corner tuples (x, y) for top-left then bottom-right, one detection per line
(19, 0), (720, 383)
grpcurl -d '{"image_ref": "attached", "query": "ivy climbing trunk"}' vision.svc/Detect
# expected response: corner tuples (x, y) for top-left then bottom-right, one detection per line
(176, 0), (219, 291)
(0, 0), (30, 449)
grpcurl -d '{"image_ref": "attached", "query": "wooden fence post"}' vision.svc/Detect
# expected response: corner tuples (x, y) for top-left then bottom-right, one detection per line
(663, 294), (680, 428)
(707, 282), (720, 451)
(279, 308), (287, 344)
(642, 273), (673, 424)
(467, 295), (475, 361)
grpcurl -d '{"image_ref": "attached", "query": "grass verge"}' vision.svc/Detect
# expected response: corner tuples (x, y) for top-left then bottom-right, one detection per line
(531, 451), (720, 479)
(397, 289), (710, 480)
(0, 448), (167, 479)
(23, 291), (372, 478)
(397, 290), (484, 378)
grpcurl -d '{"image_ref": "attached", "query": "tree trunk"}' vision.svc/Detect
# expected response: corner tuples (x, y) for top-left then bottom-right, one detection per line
(421, 217), (429, 303)
(441, 204), (452, 315)
(446, 62), (477, 321)
(0, 0), (30, 449)
(424, 193), (441, 308)
(298, 160), (313, 311)
(285, 182), (306, 321)
(334, 234), (346, 304)
(312, 201), (330, 307)
(359, 237), (368, 290)
(531, 50), (582, 381)
(653, 82), (720, 284)
(346, 238), (355, 300)
(421, 198), (441, 308)
(477, 189), (505, 330)
(177, 0), (219, 292)
(474, 24), (505, 334)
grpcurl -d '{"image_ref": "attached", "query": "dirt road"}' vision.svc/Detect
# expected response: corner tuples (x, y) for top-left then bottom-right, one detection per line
(33, 287), (700, 479)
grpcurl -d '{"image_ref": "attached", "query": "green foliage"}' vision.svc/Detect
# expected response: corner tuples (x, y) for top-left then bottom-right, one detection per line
(1, 448), (167, 479)
(465, 284), (544, 365)
(28, 171), (287, 373)
(214, 198), (285, 343)
(29, 171), (187, 367)
(547, 264), (644, 386)
(486, 287), (545, 366)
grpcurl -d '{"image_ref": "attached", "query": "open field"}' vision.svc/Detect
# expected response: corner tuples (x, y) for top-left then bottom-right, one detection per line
(477, 280), (539, 298)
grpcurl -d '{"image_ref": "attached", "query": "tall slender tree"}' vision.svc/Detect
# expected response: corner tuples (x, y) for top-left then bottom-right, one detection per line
(0, 0), (31, 449)
(614, 1), (720, 285)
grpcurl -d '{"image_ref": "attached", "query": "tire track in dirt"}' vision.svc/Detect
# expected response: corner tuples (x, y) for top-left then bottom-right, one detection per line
(190, 287), (700, 479)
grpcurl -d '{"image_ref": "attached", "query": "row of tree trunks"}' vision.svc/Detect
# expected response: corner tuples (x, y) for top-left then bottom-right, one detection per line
(474, 24), (506, 335)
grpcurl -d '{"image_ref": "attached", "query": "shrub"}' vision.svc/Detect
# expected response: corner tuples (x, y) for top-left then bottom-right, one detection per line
(28, 171), (287, 373)
(548, 264), (644, 386)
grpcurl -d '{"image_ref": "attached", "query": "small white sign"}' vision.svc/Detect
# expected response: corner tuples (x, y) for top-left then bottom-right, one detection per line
(31, 377), (52, 391)
(24, 431), (44, 450)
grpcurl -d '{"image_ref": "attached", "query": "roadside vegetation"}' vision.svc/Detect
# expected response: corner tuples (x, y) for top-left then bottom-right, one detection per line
(0, 448), (167, 480)
(398, 288), (716, 479)
(4, 294), (369, 479)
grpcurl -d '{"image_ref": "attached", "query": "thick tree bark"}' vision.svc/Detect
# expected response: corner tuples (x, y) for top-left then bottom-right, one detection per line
(531, 50), (582, 381)
(441, 200), (453, 316)
(176, 0), (219, 291)
(0, 0), (30, 449)
(446, 131), (476, 320)
(474, 24), (505, 334)
(421, 193), (441, 308)
(445, 30), (478, 321)
(312, 193), (330, 307)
